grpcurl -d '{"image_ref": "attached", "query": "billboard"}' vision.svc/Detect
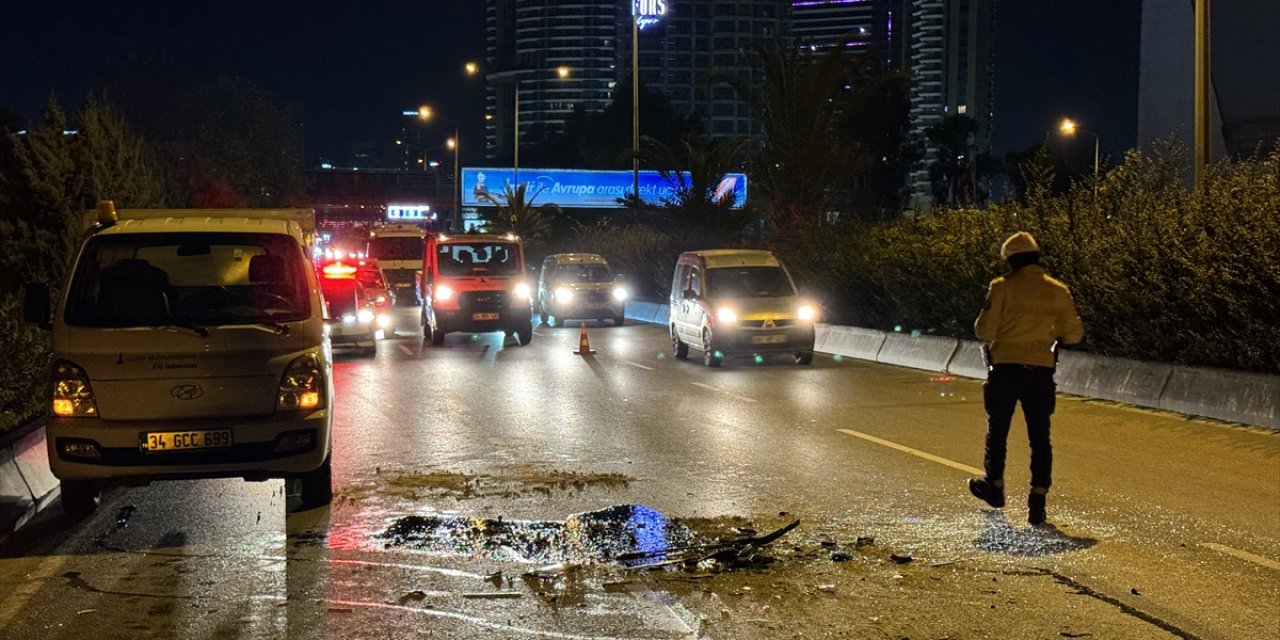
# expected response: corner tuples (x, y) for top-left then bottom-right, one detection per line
(461, 167), (748, 210)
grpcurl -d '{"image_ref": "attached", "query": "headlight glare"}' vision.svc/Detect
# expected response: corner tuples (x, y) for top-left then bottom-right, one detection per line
(436, 285), (455, 301)
(716, 307), (738, 324)
(554, 287), (574, 303)
(357, 309), (375, 324)
(513, 282), (532, 300)
(612, 287), (628, 301)
(797, 305), (816, 321)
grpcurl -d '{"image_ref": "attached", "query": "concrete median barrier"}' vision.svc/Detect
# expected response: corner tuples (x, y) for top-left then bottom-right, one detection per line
(946, 340), (990, 380)
(875, 333), (958, 372)
(1055, 351), (1173, 409)
(0, 448), (36, 540)
(820, 325), (887, 361)
(1158, 366), (1280, 429)
(12, 427), (58, 510)
(625, 301), (661, 324)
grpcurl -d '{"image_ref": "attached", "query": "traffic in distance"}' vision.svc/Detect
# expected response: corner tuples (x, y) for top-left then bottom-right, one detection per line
(20, 205), (817, 519)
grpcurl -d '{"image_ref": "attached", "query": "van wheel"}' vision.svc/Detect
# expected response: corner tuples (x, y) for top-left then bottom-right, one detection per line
(702, 330), (722, 367)
(299, 455), (333, 509)
(517, 324), (533, 346)
(61, 480), (100, 519)
(796, 351), (814, 365)
(430, 326), (445, 346)
(672, 333), (689, 359)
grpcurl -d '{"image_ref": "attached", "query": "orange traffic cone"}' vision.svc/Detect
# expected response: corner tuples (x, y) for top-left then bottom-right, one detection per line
(574, 322), (596, 355)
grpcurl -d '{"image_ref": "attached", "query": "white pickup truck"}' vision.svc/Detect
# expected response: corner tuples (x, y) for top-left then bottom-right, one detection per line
(24, 201), (333, 516)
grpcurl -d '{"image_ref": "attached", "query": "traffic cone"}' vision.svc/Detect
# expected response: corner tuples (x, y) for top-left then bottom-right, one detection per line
(574, 321), (596, 355)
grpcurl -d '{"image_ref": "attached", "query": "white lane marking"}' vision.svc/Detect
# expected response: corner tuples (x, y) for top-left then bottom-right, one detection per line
(690, 382), (757, 404)
(398, 343), (415, 356)
(1200, 543), (1280, 572)
(837, 428), (983, 476)
(625, 361), (654, 371)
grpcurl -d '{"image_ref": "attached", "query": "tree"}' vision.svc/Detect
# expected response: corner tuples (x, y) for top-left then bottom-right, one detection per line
(476, 181), (559, 248)
(635, 131), (752, 238)
(925, 115), (1001, 206)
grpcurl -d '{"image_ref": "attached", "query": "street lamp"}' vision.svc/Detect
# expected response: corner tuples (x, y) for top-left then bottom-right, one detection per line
(507, 66), (571, 186)
(419, 106), (462, 232)
(1059, 118), (1100, 198)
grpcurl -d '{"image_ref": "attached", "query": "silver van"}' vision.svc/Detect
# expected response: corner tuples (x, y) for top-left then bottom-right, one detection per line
(669, 249), (816, 367)
(537, 253), (628, 327)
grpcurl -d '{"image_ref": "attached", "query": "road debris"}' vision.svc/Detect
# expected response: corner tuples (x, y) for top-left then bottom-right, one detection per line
(621, 519), (800, 571)
(889, 554), (914, 564)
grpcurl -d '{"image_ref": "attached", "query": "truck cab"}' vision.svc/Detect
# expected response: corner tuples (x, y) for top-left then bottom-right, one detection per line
(27, 202), (333, 516)
(367, 223), (426, 306)
(420, 232), (534, 346)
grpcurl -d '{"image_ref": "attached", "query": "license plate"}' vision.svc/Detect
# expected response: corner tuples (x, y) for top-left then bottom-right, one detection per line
(473, 312), (500, 321)
(141, 430), (233, 452)
(751, 334), (787, 345)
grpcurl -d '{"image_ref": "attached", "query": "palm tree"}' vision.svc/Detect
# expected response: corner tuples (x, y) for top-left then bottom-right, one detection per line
(635, 131), (750, 231)
(476, 181), (558, 244)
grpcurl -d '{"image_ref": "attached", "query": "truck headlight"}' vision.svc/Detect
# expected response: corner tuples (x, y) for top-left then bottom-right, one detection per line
(797, 305), (817, 321)
(435, 285), (455, 301)
(513, 282), (532, 301)
(612, 286), (628, 301)
(278, 353), (325, 411)
(554, 287), (574, 303)
(51, 360), (98, 417)
(716, 307), (738, 324)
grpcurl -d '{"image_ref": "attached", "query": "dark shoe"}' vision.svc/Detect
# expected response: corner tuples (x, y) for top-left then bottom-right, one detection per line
(967, 478), (1005, 508)
(1028, 493), (1047, 525)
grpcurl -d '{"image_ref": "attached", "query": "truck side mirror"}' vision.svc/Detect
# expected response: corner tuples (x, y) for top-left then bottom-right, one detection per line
(23, 283), (52, 329)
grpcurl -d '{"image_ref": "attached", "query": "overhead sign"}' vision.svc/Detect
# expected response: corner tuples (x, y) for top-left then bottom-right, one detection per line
(385, 204), (433, 221)
(462, 168), (747, 210)
(634, 0), (668, 30)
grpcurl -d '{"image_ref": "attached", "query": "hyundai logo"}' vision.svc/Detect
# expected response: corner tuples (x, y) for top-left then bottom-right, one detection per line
(170, 384), (203, 400)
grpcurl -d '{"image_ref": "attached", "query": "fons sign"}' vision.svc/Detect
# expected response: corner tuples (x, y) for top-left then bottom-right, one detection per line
(635, 0), (668, 30)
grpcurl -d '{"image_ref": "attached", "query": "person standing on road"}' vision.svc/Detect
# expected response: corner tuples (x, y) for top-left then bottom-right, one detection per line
(968, 232), (1084, 525)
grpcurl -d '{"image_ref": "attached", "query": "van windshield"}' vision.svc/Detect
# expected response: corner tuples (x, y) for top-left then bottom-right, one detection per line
(554, 263), (612, 283)
(705, 266), (795, 298)
(64, 232), (312, 327)
(438, 242), (520, 276)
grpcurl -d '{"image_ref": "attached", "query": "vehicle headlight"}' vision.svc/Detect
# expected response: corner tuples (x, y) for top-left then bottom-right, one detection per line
(278, 353), (325, 411)
(716, 307), (738, 324)
(612, 286), (628, 301)
(797, 305), (817, 321)
(51, 360), (98, 417)
(554, 287), (574, 303)
(513, 282), (532, 300)
(341, 314), (356, 325)
(357, 309), (375, 324)
(436, 285), (455, 301)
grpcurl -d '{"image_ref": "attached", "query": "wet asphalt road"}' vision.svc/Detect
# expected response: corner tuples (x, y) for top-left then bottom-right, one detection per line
(0, 316), (1277, 639)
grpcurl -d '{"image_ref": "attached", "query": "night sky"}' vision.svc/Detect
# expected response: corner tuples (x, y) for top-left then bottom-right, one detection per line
(2, 0), (1139, 166)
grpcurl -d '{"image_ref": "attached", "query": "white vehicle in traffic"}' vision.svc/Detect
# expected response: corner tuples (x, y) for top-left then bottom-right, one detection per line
(24, 202), (334, 516)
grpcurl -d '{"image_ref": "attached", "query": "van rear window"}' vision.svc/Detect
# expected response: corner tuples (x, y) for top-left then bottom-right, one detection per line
(65, 232), (312, 327)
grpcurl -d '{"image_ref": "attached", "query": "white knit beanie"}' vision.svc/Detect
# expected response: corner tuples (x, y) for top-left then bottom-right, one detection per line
(1000, 232), (1040, 259)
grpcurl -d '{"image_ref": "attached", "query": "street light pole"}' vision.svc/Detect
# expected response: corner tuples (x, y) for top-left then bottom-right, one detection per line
(448, 130), (460, 232)
(632, 6), (640, 204)
(1059, 118), (1101, 200)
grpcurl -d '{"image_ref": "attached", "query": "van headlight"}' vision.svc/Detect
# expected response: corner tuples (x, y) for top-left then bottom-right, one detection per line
(357, 309), (375, 324)
(554, 287), (574, 303)
(513, 282), (532, 301)
(797, 305), (817, 321)
(612, 287), (628, 301)
(278, 353), (325, 411)
(716, 307), (738, 324)
(51, 360), (98, 417)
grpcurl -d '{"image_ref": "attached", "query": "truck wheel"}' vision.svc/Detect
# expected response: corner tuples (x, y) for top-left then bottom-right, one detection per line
(430, 325), (445, 346)
(796, 351), (814, 365)
(299, 455), (333, 509)
(61, 480), (100, 519)
(517, 324), (533, 346)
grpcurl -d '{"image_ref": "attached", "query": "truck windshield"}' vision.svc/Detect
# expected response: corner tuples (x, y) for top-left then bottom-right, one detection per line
(64, 232), (312, 327)
(438, 242), (520, 276)
(706, 266), (796, 298)
(369, 237), (424, 261)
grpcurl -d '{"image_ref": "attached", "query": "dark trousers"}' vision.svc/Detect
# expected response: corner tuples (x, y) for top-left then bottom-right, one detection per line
(983, 364), (1057, 491)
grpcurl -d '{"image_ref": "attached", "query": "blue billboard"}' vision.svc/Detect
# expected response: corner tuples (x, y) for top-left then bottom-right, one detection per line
(461, 167), (748, 210)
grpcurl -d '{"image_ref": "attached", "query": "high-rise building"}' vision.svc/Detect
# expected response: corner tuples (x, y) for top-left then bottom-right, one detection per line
(790, 0), (909, 69)
(905, 0), (993, 208)
(485, 0), (620, 160)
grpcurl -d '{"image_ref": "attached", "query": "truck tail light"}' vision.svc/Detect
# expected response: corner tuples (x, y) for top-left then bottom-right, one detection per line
(278, 353), (325, 411)
(51, 360), (98, 417)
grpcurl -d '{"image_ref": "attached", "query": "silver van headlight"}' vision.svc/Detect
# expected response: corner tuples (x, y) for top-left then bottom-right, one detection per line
(797, 305), (817, 321)
(278, 353), (325, 411)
